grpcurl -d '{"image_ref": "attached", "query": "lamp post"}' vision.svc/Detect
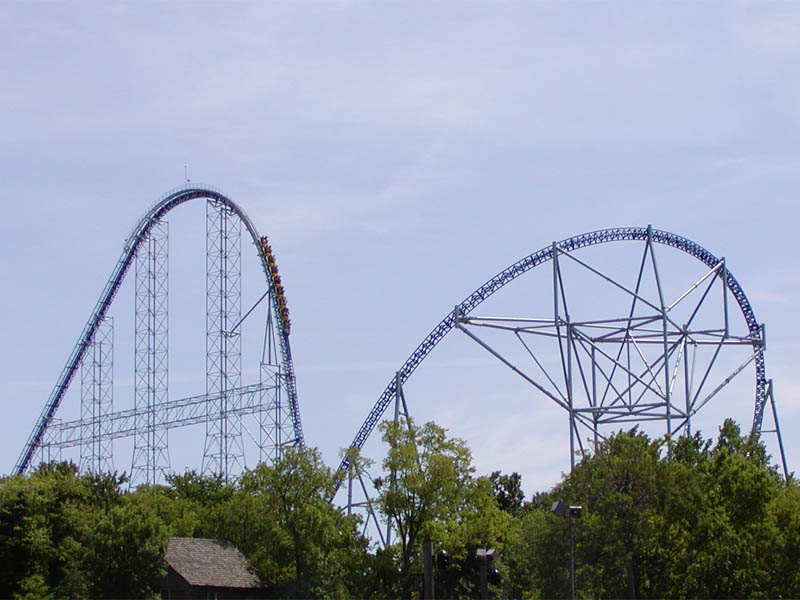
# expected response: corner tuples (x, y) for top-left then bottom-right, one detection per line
(476, 547), (498, 600)
(551, 501), (582, 600)
(423, 535), (434, 600)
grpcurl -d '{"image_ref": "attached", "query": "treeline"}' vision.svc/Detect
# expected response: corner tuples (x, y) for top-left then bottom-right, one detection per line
(1, 418), (798, 598)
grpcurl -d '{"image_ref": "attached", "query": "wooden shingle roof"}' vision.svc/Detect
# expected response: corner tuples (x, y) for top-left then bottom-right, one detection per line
(165, 537), (261, 589)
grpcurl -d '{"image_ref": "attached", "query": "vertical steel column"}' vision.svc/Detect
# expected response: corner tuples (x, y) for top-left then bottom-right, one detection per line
(132, 220), (170, 485)
(258, 304), (293, 464)
(35, 418), (62, 465)
(259, 364), (289, 464)
(204, 200), (243, 479)
(552, 243), (576, 471)
(647, 227), (672, 448)
(385, 370), (405, 546)
(683, 338), (692, 436)
(79, 316), (113, 474)
(591, 345), (599, 451)
(765, 380), (789, 480)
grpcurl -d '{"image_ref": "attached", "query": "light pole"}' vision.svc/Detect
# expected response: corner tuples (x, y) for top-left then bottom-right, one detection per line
(423, 535), (434, 600)
(476, 547), (498, 600)
(551, 500), (582, 600)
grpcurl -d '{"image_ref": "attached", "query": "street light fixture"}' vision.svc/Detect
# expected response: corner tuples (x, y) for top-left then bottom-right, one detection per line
(550, 500), (582, 600)
(476, 548), (498, 600)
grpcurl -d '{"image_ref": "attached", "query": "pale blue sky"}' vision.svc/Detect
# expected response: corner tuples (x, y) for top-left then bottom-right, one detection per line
(2, 2), (799, 498)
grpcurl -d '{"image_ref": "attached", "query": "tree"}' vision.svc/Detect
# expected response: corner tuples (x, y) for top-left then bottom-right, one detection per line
(489, 471), (524, 516)
(376, 418), (475, 594)
(0, 463), (166, 599)
(124, 483), (201, 538)
(768, 481), (800, 596)
(208, 447), (370, 598)
(432, 474), (516, 599)
(374, 418), (518, 598)
(503, 421), (791, 599)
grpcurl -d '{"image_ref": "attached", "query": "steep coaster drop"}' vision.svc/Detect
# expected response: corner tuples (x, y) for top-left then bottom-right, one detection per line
(15, 186), (303, 484)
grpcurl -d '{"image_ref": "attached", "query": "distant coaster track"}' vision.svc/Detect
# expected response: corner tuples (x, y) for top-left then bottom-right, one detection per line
(14, 186), (303, 475)
(335, 226), (767, 485)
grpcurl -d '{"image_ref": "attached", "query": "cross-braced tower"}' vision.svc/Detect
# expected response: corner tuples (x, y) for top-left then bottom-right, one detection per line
(258, 306), (294, 463)
(131, 220), (170, 485)
(204, 199), (244, 478)
(79, 316), (113, 474)
(15, 187), (305, 484)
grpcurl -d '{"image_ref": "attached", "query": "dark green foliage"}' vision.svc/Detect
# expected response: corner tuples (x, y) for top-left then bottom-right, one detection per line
(131, 448), (372, 599)
(0, 464), (166, 599)
(489, 471), (525, 516)
(503, 420), (794, 599)
(374, 419), (514, 598)
(0, 450), (369, 599)
(1, 420), (795, 599)
(207, 447), (371, 599)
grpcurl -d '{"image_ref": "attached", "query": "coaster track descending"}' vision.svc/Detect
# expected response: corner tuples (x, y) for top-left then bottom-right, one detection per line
(335, 226), (771, 488)
(14, 186), (303, 476)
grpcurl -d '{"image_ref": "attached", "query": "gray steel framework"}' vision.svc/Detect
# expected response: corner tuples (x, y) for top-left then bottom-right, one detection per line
(14, 186), (304, 477)
(35, 384), (276, 449)
(34, 418), (63, 465)
(258, 305), (294, 463)
(79, 316), (113, 474)
(131, 219), (170, 485)
(336, 226), (787, 492)
(203, 200), (244, 479)
(453, 230), (786, 474)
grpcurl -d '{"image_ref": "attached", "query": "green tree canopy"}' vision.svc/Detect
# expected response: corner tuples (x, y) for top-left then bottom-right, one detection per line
(504, 420), (793, 599)
(0, 464), (166, 599)
(202, 447), (370, 599)
(2, 419), (794, 600)
(375, 418), (515, 598)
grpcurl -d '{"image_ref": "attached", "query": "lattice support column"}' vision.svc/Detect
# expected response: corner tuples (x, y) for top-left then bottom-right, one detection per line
(79, 316), (114, 474)
(259, 364), (292, 464)
(131, 220), (170, 485)
(257, 306), (293, 464)
(204, 199), (243, 478)
(34, 418), (63, 466)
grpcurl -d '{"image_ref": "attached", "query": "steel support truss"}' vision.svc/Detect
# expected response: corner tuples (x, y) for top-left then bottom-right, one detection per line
(344, 371), (412, 546)
(204, 198), (244, 479)
(258, 305), (295, 463)
(457, 235), (787, 475)
(453, 237), (763, 465)
(36, 383), (278, 451)
(336, 226), (789, 495)
(16, 187), (304, 480)
(131, 219), (170, 485)
(79, 316), (113, 474)
(34, 417), (63, 465)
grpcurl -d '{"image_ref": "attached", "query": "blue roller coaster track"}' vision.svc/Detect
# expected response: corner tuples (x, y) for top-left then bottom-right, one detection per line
(335, 226), (767, 485)
(14, 186), (303, 475)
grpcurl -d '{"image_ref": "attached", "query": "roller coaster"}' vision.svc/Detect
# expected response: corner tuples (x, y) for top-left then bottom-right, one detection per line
(14, 186), (302, 484)
(14, 187), (789, 507)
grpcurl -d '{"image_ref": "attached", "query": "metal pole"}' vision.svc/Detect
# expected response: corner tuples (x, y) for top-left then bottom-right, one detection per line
(423, 534), (434, 600)
(721, 258), (729, 338)
(591, 345), (598, 451)
(568, 324), (575, 471)
(347, 463), (353, 516)
(647, 227), (672, 451)
(480, 557), (488, 600)
(767, 380), (790, 480)
(684, 337), (691, 437)
(387, 371), (403, 546)
(568, 516), (575, 600)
